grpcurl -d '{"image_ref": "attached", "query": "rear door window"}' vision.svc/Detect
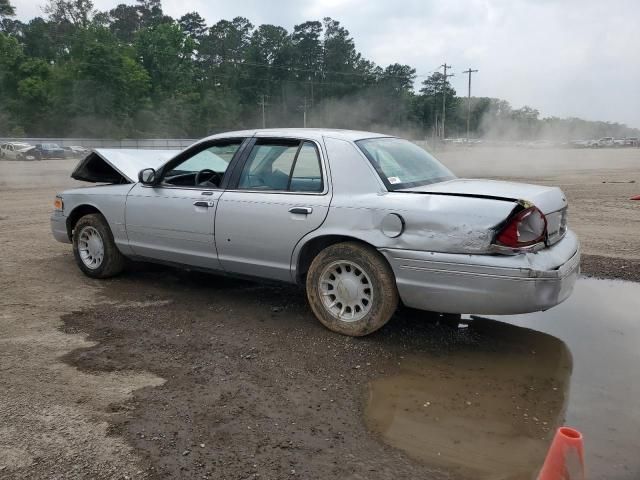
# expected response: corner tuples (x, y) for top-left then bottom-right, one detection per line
(289, 142), (322, 192)
(238, 140), (323, 192)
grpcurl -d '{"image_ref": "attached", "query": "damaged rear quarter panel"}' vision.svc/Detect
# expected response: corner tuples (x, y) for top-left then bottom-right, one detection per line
(320, 192), (517, 254)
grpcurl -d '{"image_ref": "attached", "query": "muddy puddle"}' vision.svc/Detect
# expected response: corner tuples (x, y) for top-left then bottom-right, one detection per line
(366, 278), (640, 479)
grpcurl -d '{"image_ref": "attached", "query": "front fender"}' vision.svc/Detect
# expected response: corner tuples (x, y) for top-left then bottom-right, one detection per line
(61, 184), (134, 254)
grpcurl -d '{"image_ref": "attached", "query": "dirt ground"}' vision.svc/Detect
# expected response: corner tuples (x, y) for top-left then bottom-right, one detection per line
(0, 147), (639, 479)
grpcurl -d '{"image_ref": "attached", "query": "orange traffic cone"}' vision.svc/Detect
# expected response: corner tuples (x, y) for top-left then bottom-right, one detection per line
(537, 427), (585, 480)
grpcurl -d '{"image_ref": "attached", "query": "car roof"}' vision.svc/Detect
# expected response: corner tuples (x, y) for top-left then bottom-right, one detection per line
(199, 128), (392, 143)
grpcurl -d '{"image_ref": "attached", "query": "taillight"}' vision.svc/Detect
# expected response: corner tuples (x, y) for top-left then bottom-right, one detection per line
(495, 206), (547, 248)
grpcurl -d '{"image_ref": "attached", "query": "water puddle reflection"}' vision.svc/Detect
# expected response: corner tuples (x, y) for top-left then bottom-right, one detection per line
(366, 319), (572, 479)
(366, 278), (640, 479)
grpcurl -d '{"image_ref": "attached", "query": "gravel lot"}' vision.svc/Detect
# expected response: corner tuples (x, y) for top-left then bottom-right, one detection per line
(1, 147), (638, 479)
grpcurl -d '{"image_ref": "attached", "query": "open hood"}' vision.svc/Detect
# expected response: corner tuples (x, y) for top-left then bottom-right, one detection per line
(71, 148), (178, 183)
(400, 178), (567, 214)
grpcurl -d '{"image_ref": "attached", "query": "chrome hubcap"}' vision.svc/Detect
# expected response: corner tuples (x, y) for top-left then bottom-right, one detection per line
(78, 226), (104, 269)
(319, 260), (373, 322)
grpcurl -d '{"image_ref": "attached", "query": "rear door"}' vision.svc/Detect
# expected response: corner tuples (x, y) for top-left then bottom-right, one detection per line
(215, 137), (331, 282)
(125, 139), (246, 269)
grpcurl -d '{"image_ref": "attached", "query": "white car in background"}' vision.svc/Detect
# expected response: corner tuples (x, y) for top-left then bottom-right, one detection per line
(596, 137), (614, 148)
(0, 142), (34, 160)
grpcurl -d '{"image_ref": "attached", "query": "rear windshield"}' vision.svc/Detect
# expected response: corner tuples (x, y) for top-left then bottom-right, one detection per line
(356, 137), (455, 190)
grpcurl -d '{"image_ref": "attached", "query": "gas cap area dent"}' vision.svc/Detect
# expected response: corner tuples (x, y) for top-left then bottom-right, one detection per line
(381, 213), (405, 238)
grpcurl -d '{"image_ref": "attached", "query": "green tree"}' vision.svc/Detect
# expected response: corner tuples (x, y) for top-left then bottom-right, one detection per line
(44, 0), (95, 27)
(50, 27), (150, 136)
(136, 0), (168, 27)
(135, 22), (195, 97)
(179, 12), (207, 41)
(244, 24), (290, 99)
(108, 4), (141, 43)
(412, 72), (460, 136)
(321, 18), (369, 98)
(0, 0), (15, 17)
(291, 20), (322, 73)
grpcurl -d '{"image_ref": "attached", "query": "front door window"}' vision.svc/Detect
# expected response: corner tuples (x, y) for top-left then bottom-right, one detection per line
(163, 141), (243, 188)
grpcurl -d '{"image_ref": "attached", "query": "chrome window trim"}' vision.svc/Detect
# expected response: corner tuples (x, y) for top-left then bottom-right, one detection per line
(141, 184), (222, 192)
(226, 188), (329, 197)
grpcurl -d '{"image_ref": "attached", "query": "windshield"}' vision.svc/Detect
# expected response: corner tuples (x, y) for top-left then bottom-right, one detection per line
(356, 137), (455, 190)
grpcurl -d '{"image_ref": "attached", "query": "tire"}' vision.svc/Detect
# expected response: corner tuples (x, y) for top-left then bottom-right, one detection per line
(306, 241), (399, 336)
(72, 213), (125, 279)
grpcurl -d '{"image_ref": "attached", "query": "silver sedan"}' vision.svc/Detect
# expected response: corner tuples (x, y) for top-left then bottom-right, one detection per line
(51, 129), (580, 336)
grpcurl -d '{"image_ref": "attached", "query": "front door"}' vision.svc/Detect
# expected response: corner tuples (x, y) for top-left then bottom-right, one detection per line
(125, 139), (245, 269)
(215, 138), (331, 282)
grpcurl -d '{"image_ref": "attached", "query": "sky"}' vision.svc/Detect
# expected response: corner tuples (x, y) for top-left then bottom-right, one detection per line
(10, 0), (640, 128)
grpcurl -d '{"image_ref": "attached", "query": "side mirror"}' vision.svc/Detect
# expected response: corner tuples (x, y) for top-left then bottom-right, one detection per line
(138, 168), (157, 185)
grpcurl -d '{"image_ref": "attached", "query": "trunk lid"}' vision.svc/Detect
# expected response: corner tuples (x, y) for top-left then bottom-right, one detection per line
(400, 178), (567, 214)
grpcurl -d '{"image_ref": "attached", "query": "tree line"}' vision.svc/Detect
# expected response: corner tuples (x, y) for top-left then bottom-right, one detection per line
(0, 0), (637, 140)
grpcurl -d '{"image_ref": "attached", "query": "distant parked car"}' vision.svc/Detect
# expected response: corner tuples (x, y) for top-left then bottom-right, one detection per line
(613, 138), (626, 147)
(32, 143), (66, 159)
(624, 137), (639, 147)
(64, 145), (90, 158)
(596, 137), (614, 148)
(0, 142), (34, 160)
(569, 140), (592, 148)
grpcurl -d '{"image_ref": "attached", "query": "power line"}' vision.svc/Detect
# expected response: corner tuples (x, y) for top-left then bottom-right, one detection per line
(462, 68), (479, 141)
(223, 59), (441, 80)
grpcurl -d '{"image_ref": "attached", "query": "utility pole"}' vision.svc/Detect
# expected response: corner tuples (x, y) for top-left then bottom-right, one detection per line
(440, 63), (454, 139)
(302, 97), (308, 128)
(308, 75), (314, 108)
(462, 68), (478, 142)
(258, 95), (269, 129)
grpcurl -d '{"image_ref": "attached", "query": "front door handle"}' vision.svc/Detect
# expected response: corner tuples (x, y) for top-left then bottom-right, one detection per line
(193, 200), (214, 208)
(289, 206), (313, 215)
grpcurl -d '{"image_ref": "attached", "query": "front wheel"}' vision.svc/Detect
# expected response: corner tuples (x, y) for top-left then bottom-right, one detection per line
(72, 213), (125, 278)
(306, 242), (399, 336)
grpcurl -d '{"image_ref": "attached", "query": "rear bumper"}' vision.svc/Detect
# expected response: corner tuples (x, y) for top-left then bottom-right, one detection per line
(380, 230), (580, 315)
(51, 212), (70, 244)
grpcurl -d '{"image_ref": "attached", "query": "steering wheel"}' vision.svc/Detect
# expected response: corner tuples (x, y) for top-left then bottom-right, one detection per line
(195, 169), (221, 187)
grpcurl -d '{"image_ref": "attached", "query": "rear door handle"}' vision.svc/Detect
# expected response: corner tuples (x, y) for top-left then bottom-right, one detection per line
(193, 201), (214, 207)
(289, 207), (313, 215)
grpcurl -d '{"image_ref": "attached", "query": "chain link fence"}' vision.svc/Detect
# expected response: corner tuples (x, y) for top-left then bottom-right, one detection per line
(0, 138), (197, 150)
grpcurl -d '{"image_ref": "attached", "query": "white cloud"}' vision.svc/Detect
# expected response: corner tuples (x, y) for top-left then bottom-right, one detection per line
(9, 0), (640, 126)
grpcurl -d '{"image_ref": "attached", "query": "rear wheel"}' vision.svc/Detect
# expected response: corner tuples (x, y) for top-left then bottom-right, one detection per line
(306, 242), (399, 336)
(72, 213), (125, 278)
